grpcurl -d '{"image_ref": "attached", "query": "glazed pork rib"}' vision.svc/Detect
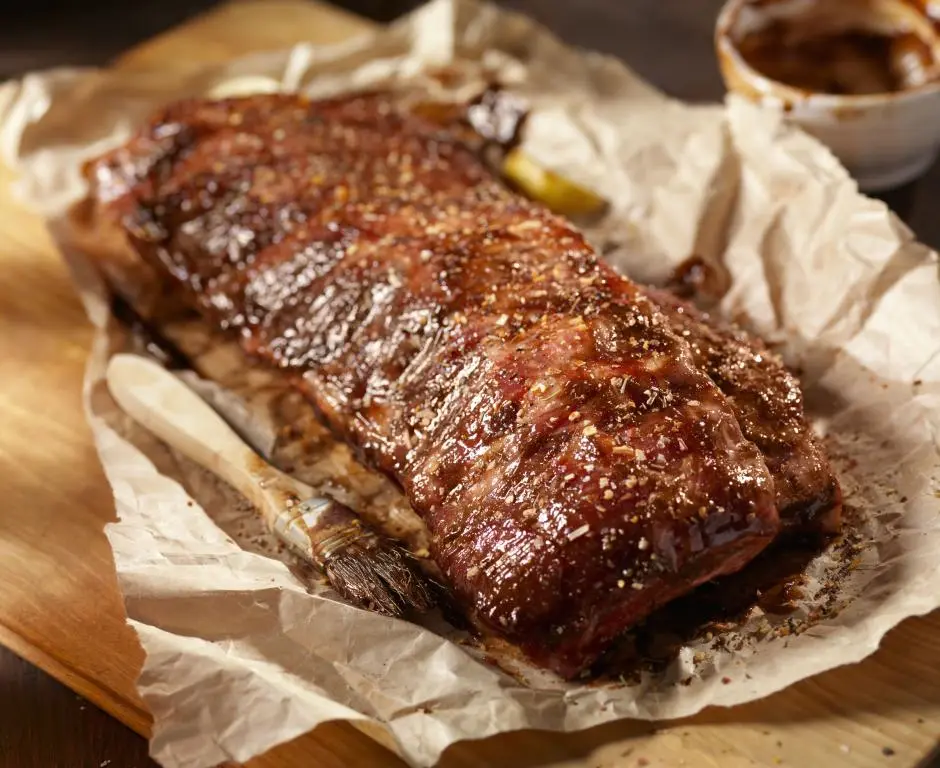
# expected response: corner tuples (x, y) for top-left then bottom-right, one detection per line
(648, 289), (842, 535)
(88, 93), (780, 678)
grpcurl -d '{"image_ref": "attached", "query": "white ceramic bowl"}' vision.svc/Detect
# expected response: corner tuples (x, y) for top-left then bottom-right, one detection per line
(716, 0), (940, 191)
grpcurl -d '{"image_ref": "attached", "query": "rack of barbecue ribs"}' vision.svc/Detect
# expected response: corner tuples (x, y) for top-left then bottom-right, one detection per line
(85, 92), (840, 679)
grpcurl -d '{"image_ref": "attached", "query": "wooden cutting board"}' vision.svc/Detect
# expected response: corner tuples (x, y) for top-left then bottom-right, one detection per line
(0, 1), (937, 766)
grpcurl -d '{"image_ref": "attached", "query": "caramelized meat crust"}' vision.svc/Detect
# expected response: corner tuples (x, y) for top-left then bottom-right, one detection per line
(88, 93), (780, 677)
(648, 289), (841, 535)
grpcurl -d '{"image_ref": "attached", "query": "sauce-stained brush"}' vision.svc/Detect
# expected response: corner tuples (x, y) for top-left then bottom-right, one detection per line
(106, 351), (434, 617)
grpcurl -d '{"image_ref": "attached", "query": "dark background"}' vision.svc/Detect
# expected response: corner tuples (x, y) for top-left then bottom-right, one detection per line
(1, 0), (935, 242)
(0, 0), (728, 102)
(0, 2), (938, 767)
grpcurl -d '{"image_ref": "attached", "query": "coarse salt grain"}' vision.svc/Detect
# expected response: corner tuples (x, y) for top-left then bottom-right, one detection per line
(567, 524), (590, 541)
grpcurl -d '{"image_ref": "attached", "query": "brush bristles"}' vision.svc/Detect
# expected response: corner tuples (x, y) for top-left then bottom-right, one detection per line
(324, 538), (435, 617)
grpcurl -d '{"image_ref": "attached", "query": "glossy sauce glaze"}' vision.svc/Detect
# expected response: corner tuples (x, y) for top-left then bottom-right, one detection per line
(89, 93), (780, 678)
(647, 289), (841, 534)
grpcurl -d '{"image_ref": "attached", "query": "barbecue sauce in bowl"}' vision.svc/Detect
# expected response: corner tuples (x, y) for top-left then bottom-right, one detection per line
(717, 0), (940, 190)
(737, 21), (938, 95)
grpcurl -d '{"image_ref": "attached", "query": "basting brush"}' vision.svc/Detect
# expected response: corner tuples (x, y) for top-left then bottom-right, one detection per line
(106, 352), (434, 617)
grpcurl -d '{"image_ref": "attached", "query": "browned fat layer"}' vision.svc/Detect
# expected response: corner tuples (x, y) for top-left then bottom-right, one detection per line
(89, 92), (780, 678)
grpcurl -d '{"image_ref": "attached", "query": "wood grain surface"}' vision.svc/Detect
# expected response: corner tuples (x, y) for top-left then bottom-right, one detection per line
(0, 1), (938, 767)
(0, 644), (158, 768)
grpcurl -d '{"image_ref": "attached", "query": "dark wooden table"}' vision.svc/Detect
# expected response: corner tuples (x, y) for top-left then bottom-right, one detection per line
(0, 645), (155, 768)
(1, 2), (938, 767)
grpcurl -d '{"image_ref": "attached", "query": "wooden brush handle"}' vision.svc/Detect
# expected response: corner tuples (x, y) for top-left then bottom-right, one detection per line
(106, 354), (436, 616)
(105, 353), (314, 528)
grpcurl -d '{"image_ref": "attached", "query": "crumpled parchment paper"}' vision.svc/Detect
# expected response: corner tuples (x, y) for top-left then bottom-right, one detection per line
(2, 1), (939, 766)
